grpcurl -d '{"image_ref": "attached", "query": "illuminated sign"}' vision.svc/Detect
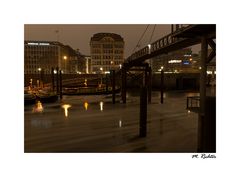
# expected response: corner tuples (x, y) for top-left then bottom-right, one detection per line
(27, 42), (50, 46)
(168, 60), (182, 64)
(183, 61), (190, 65)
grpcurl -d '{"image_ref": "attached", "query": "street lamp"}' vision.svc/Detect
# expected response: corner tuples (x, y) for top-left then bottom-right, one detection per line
(63, 56), (67, 74)
(100, 67), (103, 86)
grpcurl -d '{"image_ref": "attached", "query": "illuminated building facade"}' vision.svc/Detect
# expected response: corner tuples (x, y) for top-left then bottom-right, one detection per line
(90, 33), (124, 73)
(24, 41), (83, 74)
(151, 48), (199, 73)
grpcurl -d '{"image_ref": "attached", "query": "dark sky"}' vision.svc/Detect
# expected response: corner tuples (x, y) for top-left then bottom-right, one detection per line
(24, 24), (200, 57)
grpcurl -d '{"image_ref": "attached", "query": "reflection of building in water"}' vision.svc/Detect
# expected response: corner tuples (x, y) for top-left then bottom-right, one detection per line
(62, 104), (71, 117)
(31, 119), (52, 128)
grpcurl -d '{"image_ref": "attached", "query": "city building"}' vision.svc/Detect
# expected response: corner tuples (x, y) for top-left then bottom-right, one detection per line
(24, 40), (83, 74)
(151, 48), (199, 73)
(90, 33), (124, 73)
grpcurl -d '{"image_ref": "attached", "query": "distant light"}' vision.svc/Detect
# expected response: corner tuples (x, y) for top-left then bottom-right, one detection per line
(100, 67), (103, 71)
(183, 61), (190, 65)
(189, 58), (193, 61)
(38, 68), (42, 71)
(199, 66), (202, 70)
(161, 66), (164, 70)
(104, 71), (110, 74)
(148, 44), (151, 54)
(27, 42), (49, 46)
(188, 110), (191, 113)
(53, 70), (57, 74)
(119, 64), (122, 69)
(110, 61), (114, 64)
(207, 71), (213, 75)
(184, 54), (191, 57)
(168, 60), (182, 64)
(63, 56), (67, 60)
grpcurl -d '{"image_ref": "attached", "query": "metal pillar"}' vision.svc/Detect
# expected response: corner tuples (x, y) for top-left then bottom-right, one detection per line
(59, 70), (63, 99)
(121, 67), (127, 103)
(139, 86), (147, 137)
(40, 69), (44, 88)
(198, 36), (208, 152)
(56, 67), (59, 94)
(148, 67), (152, 103)
(51, 67), (55, 92)
(112, 70), (115, 104)
(160, 69), (164, 104)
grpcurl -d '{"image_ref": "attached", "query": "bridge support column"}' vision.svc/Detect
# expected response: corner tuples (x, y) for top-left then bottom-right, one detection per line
(111, 70), (115, 104)
(140, 86), (147, 137)
(198, 36), (208, 152)
(160, 69), (164, 104)
(56, 67), (59, 95)
(59, 70), (62, 100)
(121, 67), (127, 103)
(51, 67), (55, 92)
(148, 67), (152, 103)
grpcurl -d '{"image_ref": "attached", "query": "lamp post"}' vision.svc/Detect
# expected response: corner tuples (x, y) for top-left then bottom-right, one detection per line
(38, 67), (42, 88)
(100, 67), (103, 86)
(63, 56), (67, 74)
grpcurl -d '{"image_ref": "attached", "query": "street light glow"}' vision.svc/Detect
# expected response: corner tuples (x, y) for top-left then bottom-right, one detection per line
(38, 67), (42, 71)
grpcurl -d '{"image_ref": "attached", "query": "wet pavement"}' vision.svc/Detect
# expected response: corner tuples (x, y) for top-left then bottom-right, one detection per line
(24, 90), (200, 152)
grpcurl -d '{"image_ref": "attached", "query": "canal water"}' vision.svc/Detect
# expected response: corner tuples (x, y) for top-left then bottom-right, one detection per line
(24, 90), (200, 152)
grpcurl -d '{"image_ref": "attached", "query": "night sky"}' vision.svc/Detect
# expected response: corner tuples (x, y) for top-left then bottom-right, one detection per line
(24, 24), (200, 57)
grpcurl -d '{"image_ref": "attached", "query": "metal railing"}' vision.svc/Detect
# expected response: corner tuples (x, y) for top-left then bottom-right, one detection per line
(125, 25), (193, 63)
(186, 96), (200, 109)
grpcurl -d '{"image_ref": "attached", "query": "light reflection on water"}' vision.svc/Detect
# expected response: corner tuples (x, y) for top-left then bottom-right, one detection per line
(62, 104), (71, 117)
(84, 102), (89, 110)
(100, 101), (103, 111)
(119, 120), (122, 128)
(32, 101), (44, 113)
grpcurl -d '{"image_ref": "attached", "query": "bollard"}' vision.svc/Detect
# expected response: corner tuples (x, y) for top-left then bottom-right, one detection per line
(51, 67), (55, 92)
(139, 86), (147, 137)
(112, 70), (115, 104)
(161, 69), (164, 104)
(59, 70), (62, 99)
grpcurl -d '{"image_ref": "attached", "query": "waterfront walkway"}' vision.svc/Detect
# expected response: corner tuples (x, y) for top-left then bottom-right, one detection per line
(24, 91), (199, 152)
